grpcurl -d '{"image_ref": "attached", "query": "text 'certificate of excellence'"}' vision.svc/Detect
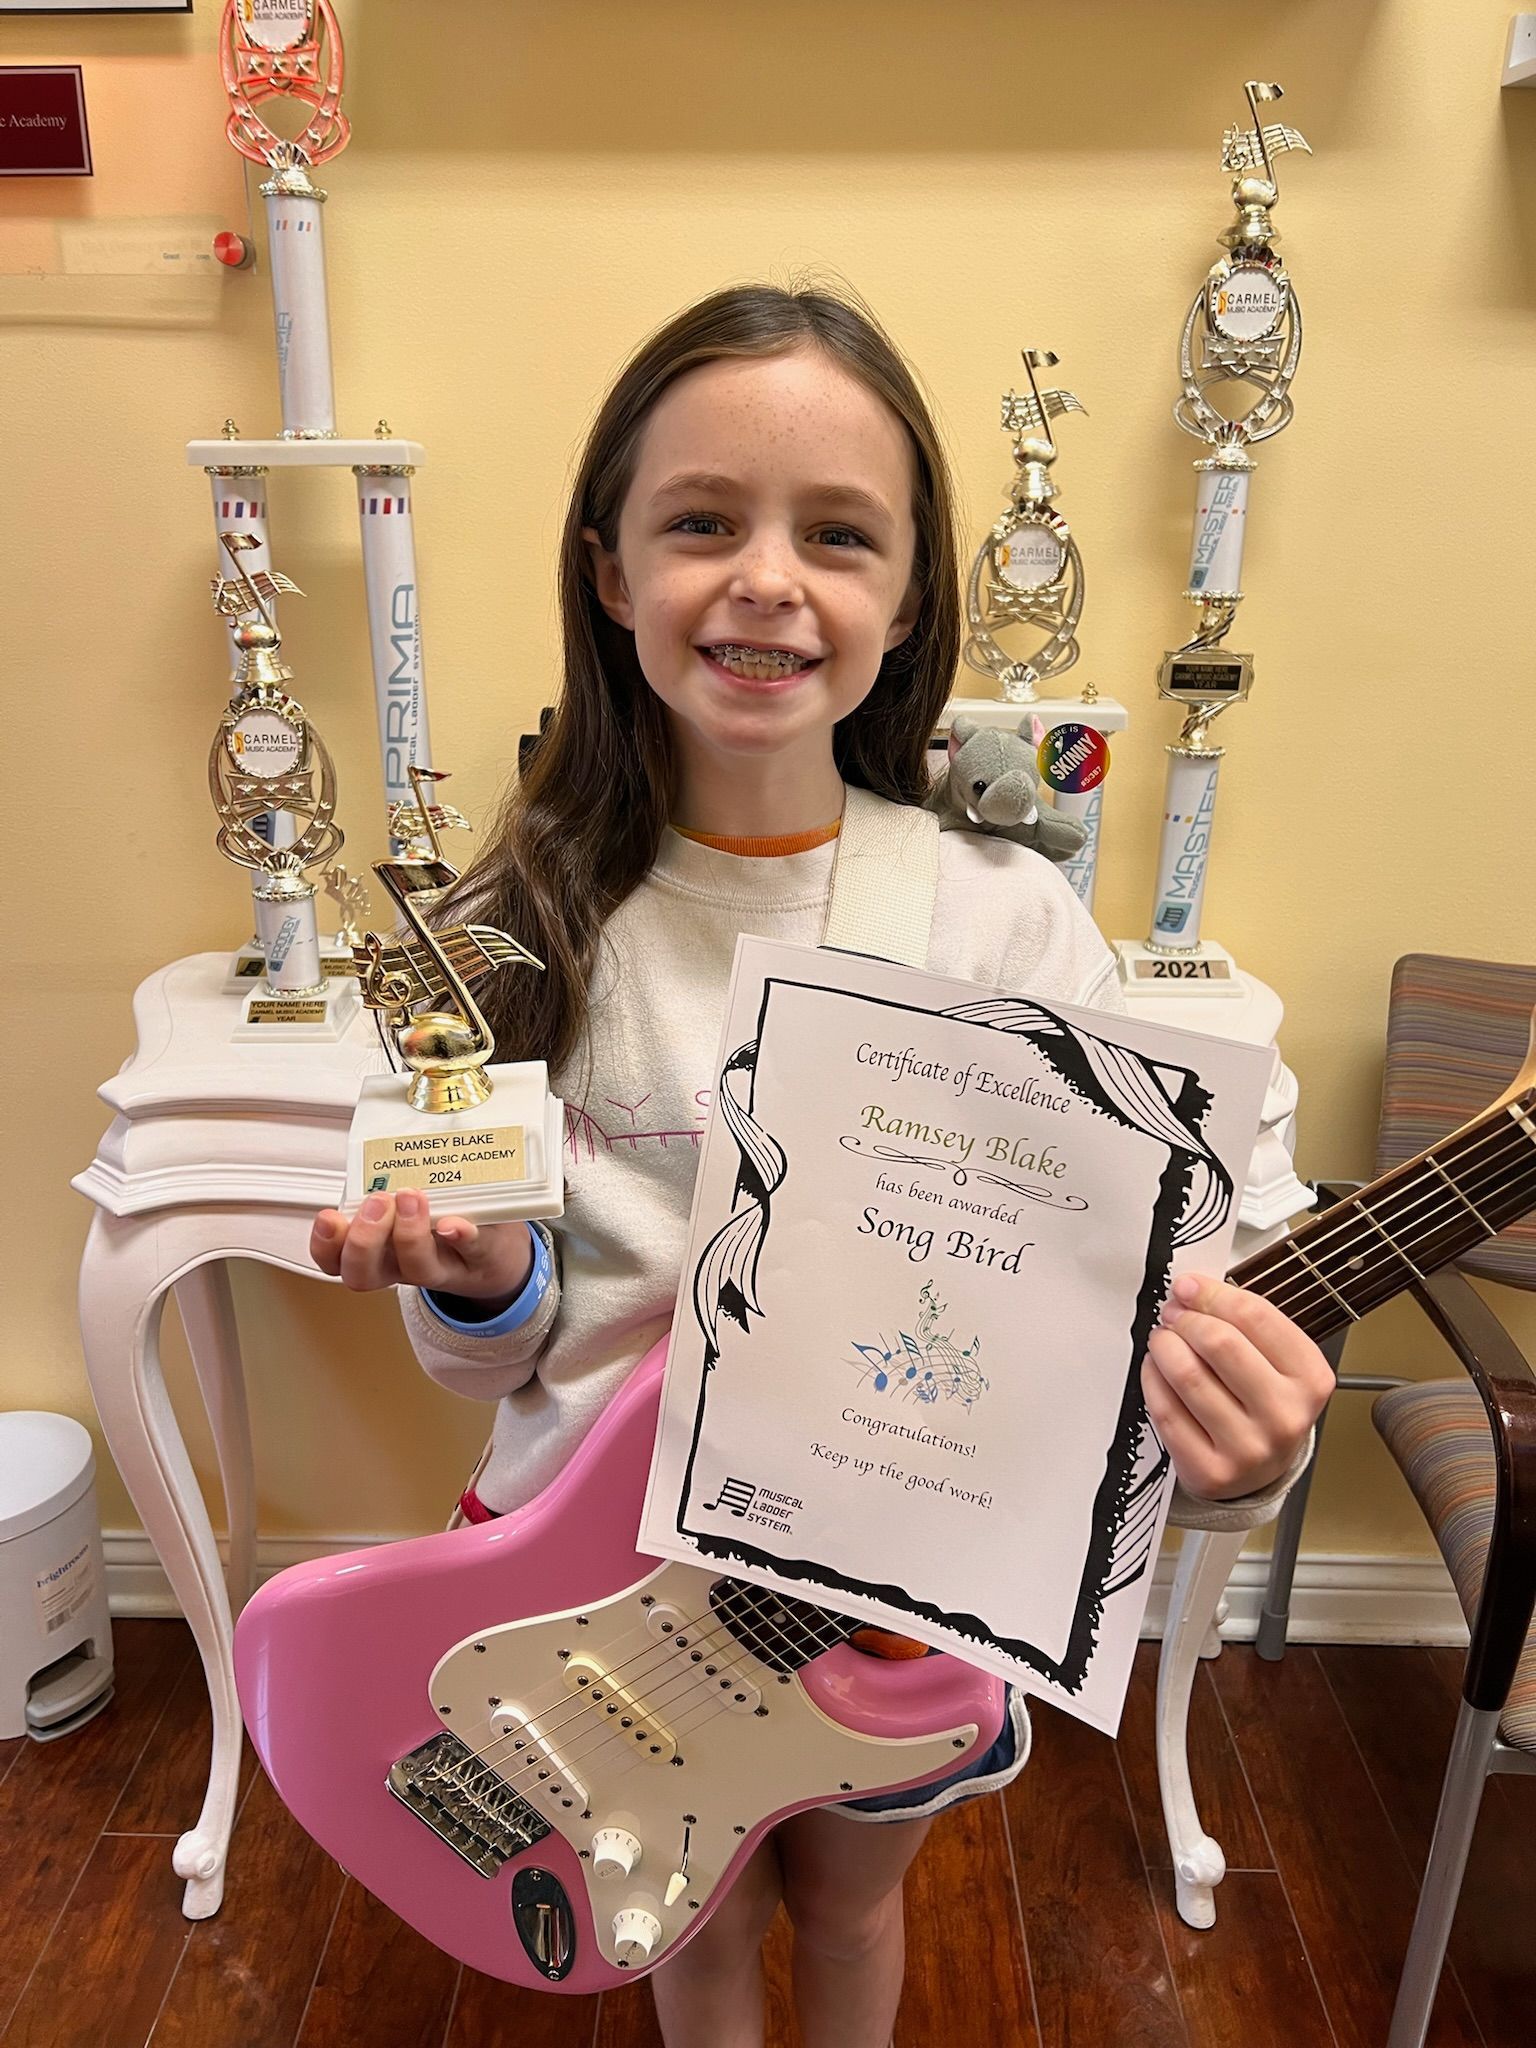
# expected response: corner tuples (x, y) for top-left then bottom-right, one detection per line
(639, 936), (1275, 1735)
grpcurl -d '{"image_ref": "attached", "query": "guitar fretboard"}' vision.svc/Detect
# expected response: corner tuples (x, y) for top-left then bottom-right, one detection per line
(1231, 1087), (1536, 1340)
(708, 1578), (860, 1674)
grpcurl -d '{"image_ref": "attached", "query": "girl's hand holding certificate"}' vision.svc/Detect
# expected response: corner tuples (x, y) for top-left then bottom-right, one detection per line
(1143, 1271), (1334, 1501)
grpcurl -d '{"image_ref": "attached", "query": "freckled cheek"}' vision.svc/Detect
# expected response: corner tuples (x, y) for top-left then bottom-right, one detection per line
(640, 567), (718, 646)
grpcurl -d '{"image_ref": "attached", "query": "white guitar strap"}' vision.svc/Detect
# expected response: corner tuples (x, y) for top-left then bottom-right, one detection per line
(820, 785), (941, 971)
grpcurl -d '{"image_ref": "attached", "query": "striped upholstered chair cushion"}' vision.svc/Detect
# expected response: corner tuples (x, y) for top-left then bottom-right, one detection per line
(1373, 1380), (1535, 1751)
(1376, 954), (1536, 1288)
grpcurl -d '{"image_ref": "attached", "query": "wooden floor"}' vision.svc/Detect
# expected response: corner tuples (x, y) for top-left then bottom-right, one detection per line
(2, 1624), (1532, 2047)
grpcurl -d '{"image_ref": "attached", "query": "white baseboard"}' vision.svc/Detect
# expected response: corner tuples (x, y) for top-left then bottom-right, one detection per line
(103, 1531), (1469, 1647)
(1138, 1549), (1467, 1646)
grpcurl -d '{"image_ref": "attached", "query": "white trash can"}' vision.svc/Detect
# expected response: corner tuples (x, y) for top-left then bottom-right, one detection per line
(0, 1412), (115, 1740)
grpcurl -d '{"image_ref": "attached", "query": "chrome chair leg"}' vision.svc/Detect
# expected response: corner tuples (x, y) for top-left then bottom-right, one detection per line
(1385, 1698), (1500, 2048)
(1255, 1322), (1354, 1661)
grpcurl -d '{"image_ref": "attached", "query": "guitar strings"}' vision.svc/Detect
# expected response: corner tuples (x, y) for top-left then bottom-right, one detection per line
(434, 1560), (828, 1777)
(453, 1577), (846, 1796)
(435, 1108), (1536, 1809)
(1252, 1103), (1535, 1301)
(444, 1621), (826, 1824)
(1239, 1120), (1536, 1329)
(447, 1578), (859, 1807)
(1247, 1111), (1534, 1319)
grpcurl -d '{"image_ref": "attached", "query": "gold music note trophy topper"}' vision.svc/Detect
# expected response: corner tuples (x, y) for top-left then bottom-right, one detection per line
(340, 767), (566, 1222)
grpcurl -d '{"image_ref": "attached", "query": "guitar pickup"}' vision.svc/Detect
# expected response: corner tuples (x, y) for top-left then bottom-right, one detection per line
(485, 1703), (592, 1814)
(561, 1654), (678, 1762)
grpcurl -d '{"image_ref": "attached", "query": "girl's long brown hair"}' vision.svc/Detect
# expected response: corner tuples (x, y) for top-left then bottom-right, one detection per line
(452, 279), (962, 1093)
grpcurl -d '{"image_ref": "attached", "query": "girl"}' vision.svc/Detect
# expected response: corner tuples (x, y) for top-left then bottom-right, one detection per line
(311, 282), (1331, 2048)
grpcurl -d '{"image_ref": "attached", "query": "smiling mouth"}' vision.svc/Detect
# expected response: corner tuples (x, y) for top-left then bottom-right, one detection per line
(699, 643), (822, 681)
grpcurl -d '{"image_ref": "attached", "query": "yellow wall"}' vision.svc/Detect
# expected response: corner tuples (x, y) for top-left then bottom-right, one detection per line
(5, 1), (1532, 1564)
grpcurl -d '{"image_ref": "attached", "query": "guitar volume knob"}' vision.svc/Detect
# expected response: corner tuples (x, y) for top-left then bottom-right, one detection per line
(612, 1906), (663, 1965)
(591, 1827), (643, 1879)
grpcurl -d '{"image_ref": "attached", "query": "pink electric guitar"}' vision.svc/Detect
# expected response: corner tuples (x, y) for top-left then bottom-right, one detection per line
(234, 1039), (1536, 1993)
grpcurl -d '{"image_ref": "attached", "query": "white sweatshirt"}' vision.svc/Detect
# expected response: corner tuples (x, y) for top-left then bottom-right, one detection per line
(400, 791), (1307, 1535)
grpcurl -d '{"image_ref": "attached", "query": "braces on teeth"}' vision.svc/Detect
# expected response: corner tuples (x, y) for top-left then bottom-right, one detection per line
(707, 645), (813, 670)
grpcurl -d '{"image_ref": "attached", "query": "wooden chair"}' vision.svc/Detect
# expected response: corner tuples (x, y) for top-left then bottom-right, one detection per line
(1271, 955), (1536, 2048)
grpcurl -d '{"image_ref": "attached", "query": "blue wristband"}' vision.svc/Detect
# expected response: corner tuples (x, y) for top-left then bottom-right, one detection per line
(421, 1223), (554, 1338)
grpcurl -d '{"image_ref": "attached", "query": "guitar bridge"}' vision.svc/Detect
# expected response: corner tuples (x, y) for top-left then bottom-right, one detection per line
(387, 1730), (552, 1878)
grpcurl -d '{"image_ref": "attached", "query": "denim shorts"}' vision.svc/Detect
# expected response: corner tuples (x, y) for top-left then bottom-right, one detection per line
(831, 1683), (1030, 1824)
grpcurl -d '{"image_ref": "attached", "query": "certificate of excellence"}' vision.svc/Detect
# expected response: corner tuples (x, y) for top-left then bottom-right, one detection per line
(639, 937), (1273, 1734)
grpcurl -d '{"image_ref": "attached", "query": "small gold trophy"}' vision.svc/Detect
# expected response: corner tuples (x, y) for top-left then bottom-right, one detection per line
(962, 349), (1089, 707)
(209, 534), (361, 1040)
(340, 767), (565, 1222)
(321, 864), (371, 977)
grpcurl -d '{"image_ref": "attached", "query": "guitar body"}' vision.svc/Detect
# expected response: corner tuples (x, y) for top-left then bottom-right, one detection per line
(234, 1340), (1005, 1992)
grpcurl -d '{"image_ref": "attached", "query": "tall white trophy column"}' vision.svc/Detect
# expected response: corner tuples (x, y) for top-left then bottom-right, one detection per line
(944, 348), (1126, 912)
(260, 160), (337, 440)
(1117, 81), (1313, 1000)
(204, 437), (301, 989)
(355, 434), (434, 829)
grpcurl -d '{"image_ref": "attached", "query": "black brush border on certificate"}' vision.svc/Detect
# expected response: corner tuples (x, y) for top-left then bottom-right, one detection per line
(676, 974), (1223, 1698)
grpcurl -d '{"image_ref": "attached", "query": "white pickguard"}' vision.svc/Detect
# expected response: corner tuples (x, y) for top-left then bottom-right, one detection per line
(430, 1561), (977, 1969)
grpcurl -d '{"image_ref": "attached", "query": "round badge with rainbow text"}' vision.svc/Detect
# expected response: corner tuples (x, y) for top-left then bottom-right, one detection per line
(1036, 721), (1110, 795)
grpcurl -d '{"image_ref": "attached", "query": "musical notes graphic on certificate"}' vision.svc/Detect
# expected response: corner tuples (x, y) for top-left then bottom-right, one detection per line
(848, 1282), (989, 1412)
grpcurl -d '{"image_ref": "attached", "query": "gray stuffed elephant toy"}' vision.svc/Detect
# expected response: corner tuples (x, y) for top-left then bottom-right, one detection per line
(925, 713), (1089, 865)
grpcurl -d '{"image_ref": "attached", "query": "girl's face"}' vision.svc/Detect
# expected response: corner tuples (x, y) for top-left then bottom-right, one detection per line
(585, 348), (921, 796)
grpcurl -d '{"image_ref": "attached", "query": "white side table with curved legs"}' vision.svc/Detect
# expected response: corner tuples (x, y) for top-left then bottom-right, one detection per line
(73, 950), (1310, 1925)
(73, 952), (388, 1918)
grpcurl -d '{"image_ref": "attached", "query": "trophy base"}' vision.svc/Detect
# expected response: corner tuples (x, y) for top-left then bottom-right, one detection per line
(342, 1064), (566, 1223)
(231, 976), (363, 1041)
(1114, 937), (1245, 999)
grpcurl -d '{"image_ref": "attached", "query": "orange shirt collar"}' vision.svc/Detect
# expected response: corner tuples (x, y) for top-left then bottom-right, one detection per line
(671, 819), (842, 858)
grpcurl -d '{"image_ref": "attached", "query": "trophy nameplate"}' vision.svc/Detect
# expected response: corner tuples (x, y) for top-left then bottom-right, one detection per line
(339, 768), (565, 1223)
(1116, 939), (1239, 986)
(1156, 648), (1254, 703)
(244, 996), (332, 1026)
(346, 1068), (564, 1219)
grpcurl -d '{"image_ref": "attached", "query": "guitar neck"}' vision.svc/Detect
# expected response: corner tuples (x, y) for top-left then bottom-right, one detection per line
(1232, 1080), (1536, 1340)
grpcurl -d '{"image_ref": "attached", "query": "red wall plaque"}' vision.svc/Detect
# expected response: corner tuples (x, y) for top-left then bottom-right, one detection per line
(0, 66), (92, 178)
